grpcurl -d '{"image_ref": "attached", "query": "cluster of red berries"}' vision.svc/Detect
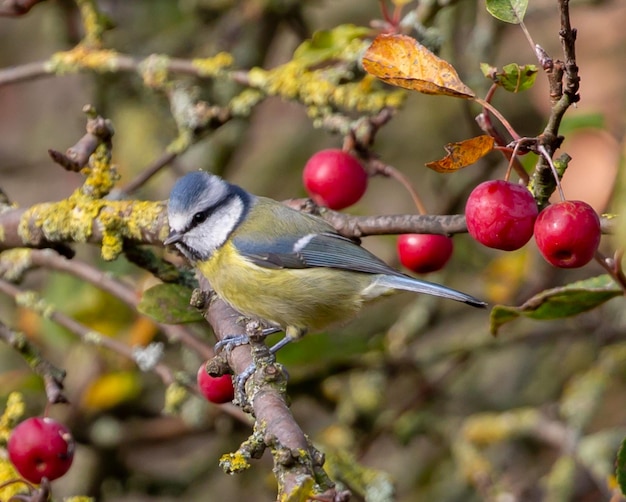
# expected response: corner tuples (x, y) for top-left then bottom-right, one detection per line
(303, 149), (453, 274)
(7, 416), (75, 484)
(465, 180), (601, 268)
(303, 150), (601, 272)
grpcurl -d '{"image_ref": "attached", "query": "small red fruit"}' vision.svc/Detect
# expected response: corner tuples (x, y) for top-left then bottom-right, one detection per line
(465, 180), (538, 251)
(8, 417), (75, 484)
(303, 149), (368, 210)
(397, 234), (454, 274)
(534, 200), (601, 268)
(197, 363), (234, 404)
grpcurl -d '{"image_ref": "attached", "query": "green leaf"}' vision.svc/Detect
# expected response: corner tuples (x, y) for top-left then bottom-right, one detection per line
(559, 113), (606, 136)
(137, 284), (204, 324)
(482, 63), (538, 92)
(294, 24), (371, 66)
(485, 0), (528, 24)
(616, 435), (626, 496)
(490, 275), (622, 335)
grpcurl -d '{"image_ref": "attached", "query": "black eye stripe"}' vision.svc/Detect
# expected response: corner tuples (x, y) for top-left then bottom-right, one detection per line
(192, 208), (212, 225)
(185, 193), (236, 233)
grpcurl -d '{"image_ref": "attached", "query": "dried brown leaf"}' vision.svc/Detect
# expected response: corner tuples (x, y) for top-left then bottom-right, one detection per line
(425, 136), (495, 173)
(362, 34), (475, 98)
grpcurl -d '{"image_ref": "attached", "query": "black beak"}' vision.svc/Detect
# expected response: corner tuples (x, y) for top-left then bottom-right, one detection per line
(164, 231), (183, 246)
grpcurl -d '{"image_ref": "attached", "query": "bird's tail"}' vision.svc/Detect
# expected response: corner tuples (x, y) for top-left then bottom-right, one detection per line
(373, 274), (487, 308)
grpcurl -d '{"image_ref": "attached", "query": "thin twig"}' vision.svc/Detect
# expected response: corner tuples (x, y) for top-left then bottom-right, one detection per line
(371, 160), (428, 215)
(26, 249), (214, 359)
(0, 277), (177, 385)
(119, 151), (178, 196)
(0, 320), (67, 404)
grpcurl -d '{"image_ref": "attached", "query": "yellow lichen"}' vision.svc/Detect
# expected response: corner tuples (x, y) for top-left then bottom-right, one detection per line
(124, 201), (167, 241)
(229, 89), (264, 117)
(19, 199), (102, 246)
(244, 45), (406, 117)
(192, 52), (234, 77)
(461, 408), (539, 445)
(166, 131), (194, 154)
(280, 477), (316, 502)
(0, 249), (33, 282)
(47, 47), (120, 75)
(101, 231), (123, 261)
(76, 0), (110, 47)
(247, 67), (269, 87)
(219, 451), (252, 474)
(0, 458), (24, 500)
(14, 291), (54, 319)
(81, 145), (118, 199)
(163, 382), (189, 415)
(0, 392), (25, 443)
(139, 54), (172, 89)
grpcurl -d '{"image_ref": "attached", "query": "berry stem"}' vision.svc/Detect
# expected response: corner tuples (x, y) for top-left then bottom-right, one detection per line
(504, 141), (524, 182)
(518, 20), (538, 56)
(594, 250), (626, 292)
(477, 85), (529, 184)
(474, 97), (521, 142)
(375, 161), (428, 215)
(379, 0), (393, 25)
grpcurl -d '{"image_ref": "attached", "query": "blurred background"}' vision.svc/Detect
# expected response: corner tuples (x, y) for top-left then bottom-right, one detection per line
(0, 0), (625, 500)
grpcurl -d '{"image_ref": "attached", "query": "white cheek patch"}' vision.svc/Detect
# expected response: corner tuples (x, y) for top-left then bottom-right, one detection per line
(182, 196), (245, 259)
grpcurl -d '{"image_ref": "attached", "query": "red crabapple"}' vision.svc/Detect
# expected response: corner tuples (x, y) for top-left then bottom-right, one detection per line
(8, 417), (74, 484)
(465, 180), (538, 251)
(197, 363), (234, 404)
(534, 200), (601, 268)
(303, 149), (368, 210)
(397, 234), (454, 274)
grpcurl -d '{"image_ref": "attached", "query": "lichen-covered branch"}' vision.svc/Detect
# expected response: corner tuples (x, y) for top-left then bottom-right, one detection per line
(200, 279), (341, 500)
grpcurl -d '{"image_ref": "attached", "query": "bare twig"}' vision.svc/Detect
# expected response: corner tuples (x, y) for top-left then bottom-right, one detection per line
(0, 278), (177, 385)
(0, 320), (67, 404)
(594, 250), (626, 293)
(475, 84), (529, 184)
(119, 151), (178, 196)
(370, 160), (428, 215)
(24, 249), (213, 359)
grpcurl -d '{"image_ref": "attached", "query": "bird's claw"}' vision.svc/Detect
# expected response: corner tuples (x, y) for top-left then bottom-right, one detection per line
(214, 327), (282, 355)
(214, 334), (250, 354)
(234, 363), (256, 405)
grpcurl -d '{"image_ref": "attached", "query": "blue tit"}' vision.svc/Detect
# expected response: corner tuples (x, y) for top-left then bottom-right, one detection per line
(164, 171), (486, 348)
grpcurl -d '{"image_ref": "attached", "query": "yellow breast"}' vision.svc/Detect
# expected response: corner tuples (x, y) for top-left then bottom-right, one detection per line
(197, 241), (371, 334)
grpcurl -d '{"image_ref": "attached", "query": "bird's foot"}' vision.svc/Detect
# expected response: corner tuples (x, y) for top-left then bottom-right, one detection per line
(214, 326), (282, 355)
(231, 325), (289, 407)
(214, 334), (249, 354)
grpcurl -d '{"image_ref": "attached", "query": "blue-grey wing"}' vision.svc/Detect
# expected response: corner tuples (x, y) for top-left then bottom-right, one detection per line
(232, 232), (401, 276)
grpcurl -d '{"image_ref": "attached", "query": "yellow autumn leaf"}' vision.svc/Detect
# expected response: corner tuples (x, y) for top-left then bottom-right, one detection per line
(362, 33), (475, 98)
(484, 248), (530, 304)
(81, 371), (141, 412)
(425, 135), (495, 173)
(128, 316), (159, 346)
